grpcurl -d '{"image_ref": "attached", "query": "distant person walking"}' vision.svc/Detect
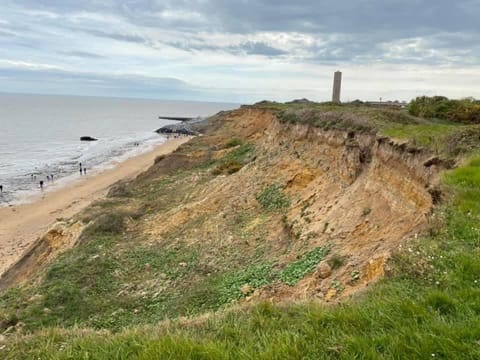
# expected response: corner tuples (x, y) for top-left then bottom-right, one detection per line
(0, 185), (3, 193)
(80, 167), (83, 176)
(50, 174), (54, 182)
(39, 180), (44, 190)
(83, 168), (87, 175)
(46, 175), (50, 182)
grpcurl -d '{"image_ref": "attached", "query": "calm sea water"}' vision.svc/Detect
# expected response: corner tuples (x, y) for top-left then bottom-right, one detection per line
(0, 93), (238, 206)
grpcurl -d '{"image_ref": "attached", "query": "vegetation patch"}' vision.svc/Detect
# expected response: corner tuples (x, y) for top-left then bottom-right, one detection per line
(224, 137), (244, 148)
(256, 184), (290, 212)
(277, 108), (376, 133)
(213, 142), (255, 175)
(279, 246), (329, 285)
(409, 96), (480, 124)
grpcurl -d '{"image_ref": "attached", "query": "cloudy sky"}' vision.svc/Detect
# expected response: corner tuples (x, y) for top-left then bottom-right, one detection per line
(1, 0), (479, 103)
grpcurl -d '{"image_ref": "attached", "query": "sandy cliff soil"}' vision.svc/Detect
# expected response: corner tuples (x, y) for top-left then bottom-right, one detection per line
(137, 107), (444, 302)
(0, 106), (446, 309)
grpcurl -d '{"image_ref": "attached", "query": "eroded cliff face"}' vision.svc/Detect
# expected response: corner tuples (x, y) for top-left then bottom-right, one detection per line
(263, 117), (443, 300)
(1, 107), (446, 305)
(140, 107), (445, 302)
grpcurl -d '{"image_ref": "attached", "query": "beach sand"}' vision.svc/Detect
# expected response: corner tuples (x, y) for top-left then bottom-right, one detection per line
(0, 137), (189, 276)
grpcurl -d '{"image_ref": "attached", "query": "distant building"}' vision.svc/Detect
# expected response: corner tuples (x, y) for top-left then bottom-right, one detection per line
(332, 71), (342, 103)
(366, 100), (408, 109)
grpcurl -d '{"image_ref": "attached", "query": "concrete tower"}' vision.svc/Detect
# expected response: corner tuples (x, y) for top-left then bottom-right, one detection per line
(332, 71), (342, 103)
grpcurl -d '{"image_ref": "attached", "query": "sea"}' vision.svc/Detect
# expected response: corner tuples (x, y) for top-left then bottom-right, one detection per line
(0, 93), (238, 206)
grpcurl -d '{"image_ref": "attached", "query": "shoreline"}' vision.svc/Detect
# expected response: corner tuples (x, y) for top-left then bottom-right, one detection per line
(0, 137), (190, 277)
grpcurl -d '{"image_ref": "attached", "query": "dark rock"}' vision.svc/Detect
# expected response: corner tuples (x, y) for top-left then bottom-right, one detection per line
(80, 136), (97, 141)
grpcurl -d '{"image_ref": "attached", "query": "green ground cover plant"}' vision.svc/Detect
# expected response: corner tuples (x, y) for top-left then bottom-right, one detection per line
(256, 184), (290, 212)
(279, 247), (330, 285)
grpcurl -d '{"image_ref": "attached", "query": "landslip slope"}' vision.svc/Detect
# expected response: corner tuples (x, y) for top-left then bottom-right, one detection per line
(0, 104), (449, 334)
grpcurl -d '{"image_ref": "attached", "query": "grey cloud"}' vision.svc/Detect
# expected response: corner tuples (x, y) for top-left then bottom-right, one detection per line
(0, 29), (16, 37)
(3, 0), (480, 67)
(239, 41), (288, 56)
(0, 66), (199, 99)
(82, 29), (147, 44)
(59, 50), (106, 59)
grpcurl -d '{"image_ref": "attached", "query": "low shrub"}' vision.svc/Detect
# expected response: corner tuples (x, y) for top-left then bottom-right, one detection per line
(408, 96), (480, 124)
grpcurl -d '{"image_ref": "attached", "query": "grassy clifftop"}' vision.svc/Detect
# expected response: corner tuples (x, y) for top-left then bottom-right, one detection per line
(2, 102), (480, 359)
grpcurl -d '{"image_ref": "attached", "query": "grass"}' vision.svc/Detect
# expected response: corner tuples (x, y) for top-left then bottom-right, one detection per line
(212, 142), (255, 175)
(380, 123), (461, 155)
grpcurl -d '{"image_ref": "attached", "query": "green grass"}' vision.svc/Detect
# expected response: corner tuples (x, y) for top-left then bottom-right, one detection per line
(380, 123), (461, 154)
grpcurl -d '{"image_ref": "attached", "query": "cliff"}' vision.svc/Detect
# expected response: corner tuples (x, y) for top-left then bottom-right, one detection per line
(3, 102), (480, 358)
(0, 106), (447, 307)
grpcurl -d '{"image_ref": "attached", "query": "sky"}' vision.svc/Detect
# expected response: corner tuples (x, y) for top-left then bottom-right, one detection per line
(1, 0), (479, 103)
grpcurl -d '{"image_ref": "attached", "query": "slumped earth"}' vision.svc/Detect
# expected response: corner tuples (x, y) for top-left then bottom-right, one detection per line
(1, 102), (480, 359)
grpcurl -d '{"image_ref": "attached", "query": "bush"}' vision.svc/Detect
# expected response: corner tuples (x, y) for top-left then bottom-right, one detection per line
(81, 212), (126, 239)
(408, 96), (480, 124)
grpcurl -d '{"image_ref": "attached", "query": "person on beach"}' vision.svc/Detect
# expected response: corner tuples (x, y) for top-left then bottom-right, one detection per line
(80, 167), (83, 175)
(46, 175), (50, 182)
(0, 185), (3, 193)
(39, 180), (44, 190)
(50, 174), (54, 182)
(83, 168), (87, 175)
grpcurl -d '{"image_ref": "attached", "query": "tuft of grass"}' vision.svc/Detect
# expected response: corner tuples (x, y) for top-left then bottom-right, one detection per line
(279, 246), (329, 285)
(213, 143), (255, 175)
(211, 161), (243, 175)
(362, 207), (372, 216)
(328, 254), (346, 270)
(256, 184), (290, 212)
(225, 138), (244, 148)
(80, 212), (127, 239)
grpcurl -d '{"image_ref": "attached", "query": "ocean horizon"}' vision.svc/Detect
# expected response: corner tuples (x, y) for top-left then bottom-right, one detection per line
(0, 93), (238, 206)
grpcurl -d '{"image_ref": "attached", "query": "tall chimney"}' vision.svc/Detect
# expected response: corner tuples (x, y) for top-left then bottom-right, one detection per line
(332, 71), (342, 103)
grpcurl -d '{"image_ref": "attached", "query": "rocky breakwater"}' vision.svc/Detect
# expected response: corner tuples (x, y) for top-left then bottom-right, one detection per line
(155, 117), (209, 136)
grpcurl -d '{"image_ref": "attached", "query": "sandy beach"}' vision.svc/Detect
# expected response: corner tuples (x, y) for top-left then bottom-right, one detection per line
(0, 137), (189, 276)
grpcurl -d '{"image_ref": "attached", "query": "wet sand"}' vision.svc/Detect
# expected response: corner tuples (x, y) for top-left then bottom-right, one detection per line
(0, 137), (189, 276)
